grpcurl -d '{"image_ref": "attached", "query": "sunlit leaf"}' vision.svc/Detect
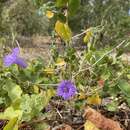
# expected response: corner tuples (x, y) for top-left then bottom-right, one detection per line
(3, 117), (18, 130)
(84, 120), (99, 130)
(0, 106), (22, 120)
(55, 58), (66, 66)
(55, 20), (72, 42)
(33, 85), (40, 94)
(83, 30), (93, 43)
(3, 80), (22, 103)
(87, 94), (101, 105)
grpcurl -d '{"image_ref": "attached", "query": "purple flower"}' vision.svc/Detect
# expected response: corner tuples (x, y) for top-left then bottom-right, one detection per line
(3, 47), (27, 68)
(57, 80), (77, 100)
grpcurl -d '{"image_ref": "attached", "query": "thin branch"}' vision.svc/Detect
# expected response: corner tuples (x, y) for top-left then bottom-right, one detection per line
(72, 30), (87, 39)
(72, 40), (126, 79)
(92, 40), (126, 66)
(15, 40), (21, 50)
(55, 108), (63, 119)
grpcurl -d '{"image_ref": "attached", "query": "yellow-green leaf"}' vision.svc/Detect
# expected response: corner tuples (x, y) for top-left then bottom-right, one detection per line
(33, 85), (40, 94)
(55, 58), (66, 66)
(44, 68), (55, 74)
(83, 30), (93, 43)
(84, 120), (99, 130)
(0, 106), (23, 120)
(118, 80), (130, 97)
(55, 20), (72, 42)
(42, 89), (56, 108)
(87, 94), (101, 105)
(3, 80), (22, 103)
(4, 117), (18, 130)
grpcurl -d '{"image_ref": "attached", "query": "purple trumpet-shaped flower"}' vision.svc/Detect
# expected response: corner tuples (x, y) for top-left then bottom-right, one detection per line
(57, 80), (77, 100)
(3, 47), (27, 68)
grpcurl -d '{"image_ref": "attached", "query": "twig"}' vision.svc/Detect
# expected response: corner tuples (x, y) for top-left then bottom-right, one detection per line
(55, 108), (63, 119)
(92, 40), (126, 66)
(72, 40), (126, 79)
(72, 30), (87, 39)
(15, 40), (21, 50)
(72, 25), (103, 39)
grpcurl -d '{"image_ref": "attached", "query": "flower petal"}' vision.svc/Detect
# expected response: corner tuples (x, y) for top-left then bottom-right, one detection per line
(14, 57), (27, 68)
(12, 47), (20, 56)
(3, 54), (17, 67)
(57, 80), (77, 100)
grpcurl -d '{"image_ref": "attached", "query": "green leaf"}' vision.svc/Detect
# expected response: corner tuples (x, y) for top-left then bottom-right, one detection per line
(126, 98), (130, 106)
(0, 97), (5, 105)
(56, 0), (68, 7)
(20, 94), (33, 121)
(106, 101), (118, 112)
(68, 0), (80, 16)
(57, 13), (66, 23)
(20, 90), (55, 121)
(0, 106), (23, 120)
(4, 117), (18, 130)
(3, 80), (22, 103)
(118, 80), (130, 97)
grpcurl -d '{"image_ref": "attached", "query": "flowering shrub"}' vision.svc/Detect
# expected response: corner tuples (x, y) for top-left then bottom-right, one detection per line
(0, 0), (130, 129)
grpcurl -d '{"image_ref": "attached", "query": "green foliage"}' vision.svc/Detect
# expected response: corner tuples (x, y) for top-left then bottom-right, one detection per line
(118, 80), (130, 97)
(56, 0), (68, 7)
(68, 0), (80, 16)
(0, 60), (55, 128)
(3, 80), (22, 103)
(0, 0), (130, 129)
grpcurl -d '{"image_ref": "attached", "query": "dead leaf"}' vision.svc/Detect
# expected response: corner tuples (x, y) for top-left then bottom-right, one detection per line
(83, 107), (123, 130)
